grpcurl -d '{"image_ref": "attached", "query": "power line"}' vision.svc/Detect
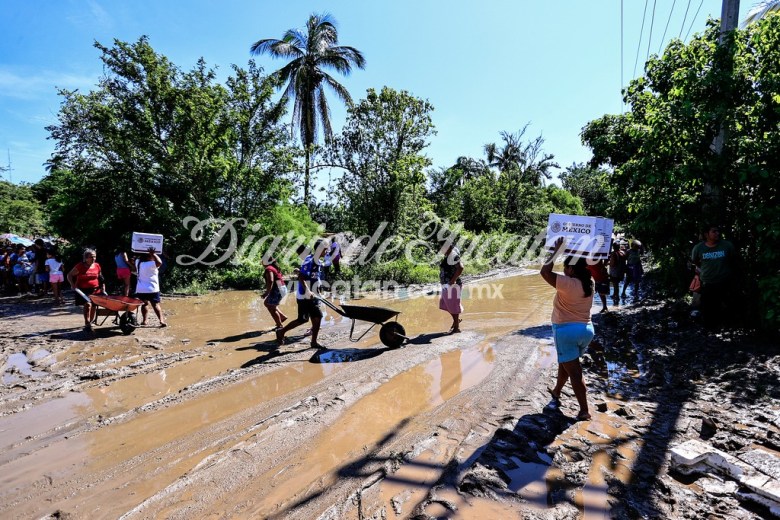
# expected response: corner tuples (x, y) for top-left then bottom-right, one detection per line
(658, 0), (677, 54)
(679, 0), (693, 39)
(646, 0), (658, 64)
(633, 0), (650, 78)
(684, 0), (705, 41)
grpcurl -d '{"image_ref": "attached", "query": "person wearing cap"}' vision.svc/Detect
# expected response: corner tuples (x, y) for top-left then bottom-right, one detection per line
(691, 225), (738, 329)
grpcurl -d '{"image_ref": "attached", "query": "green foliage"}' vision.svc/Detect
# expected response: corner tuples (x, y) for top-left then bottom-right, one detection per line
(251, 13), (366, 203)
(42, 37), (296, 287)
(329, 87), (436, 236)
(559, 163), (616, 218)
(0, 180), (45, 235)
(581, 17), (780, 327)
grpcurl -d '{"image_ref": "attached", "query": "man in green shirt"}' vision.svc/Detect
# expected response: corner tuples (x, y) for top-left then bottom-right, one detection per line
(691, 225), (737, 329)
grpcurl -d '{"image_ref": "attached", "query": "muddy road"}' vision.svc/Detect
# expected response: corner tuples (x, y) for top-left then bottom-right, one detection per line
(1, 271), (777, 519)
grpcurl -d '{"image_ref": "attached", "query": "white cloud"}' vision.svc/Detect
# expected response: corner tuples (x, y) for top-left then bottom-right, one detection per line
(0, 69), (98, 100)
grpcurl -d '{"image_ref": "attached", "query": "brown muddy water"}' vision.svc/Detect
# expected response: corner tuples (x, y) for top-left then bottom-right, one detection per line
(0, 269), (637, 518)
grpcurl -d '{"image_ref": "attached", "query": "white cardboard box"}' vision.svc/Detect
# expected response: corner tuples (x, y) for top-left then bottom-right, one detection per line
(131, 232), (164, 254)
(544, 214), (614, 260)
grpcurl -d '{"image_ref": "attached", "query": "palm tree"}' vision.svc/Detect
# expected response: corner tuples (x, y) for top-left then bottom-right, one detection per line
(251, 13), (366, 204)
(742, 1), (780, 26)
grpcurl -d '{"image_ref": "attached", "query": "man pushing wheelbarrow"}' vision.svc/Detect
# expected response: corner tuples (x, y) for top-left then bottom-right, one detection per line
(276, 242), (328, 349)
(275, 241), (408, 350)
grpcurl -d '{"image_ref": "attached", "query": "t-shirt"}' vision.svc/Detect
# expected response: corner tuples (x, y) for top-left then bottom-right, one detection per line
(551, 275), (593, 324)
(45, 258), (63, 275)
(691, 240), (735, 285)
(115, 253), (130, 270)
(135, 259), (160, 293)
(587, 262), (609, 283)
(74, 262), (101, 289)
(296, 254), (320, 299)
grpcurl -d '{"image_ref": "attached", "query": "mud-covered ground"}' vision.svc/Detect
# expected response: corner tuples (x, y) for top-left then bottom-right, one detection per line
(1, 277), (778, 519)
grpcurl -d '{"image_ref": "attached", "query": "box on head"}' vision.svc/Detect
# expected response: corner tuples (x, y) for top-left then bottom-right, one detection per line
(544, 214), (614, 260)
(131, 232), (164, 254)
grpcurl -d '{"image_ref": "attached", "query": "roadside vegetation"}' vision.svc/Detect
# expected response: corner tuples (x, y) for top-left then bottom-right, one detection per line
(2, 14), (779, 328)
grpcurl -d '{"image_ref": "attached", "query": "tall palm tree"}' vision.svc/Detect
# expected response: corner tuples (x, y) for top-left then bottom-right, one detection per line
(251, 13), (366, 204)
(742, 1), (780, 26)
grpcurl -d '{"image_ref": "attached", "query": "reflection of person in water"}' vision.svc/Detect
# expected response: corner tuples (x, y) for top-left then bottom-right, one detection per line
(439, 349), (462, 401)
(540, 237), (595, 422)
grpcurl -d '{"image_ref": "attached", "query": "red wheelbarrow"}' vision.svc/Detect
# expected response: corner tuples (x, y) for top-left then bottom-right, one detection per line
(315, 296), (408, 348)
(74, 289), (143, 335)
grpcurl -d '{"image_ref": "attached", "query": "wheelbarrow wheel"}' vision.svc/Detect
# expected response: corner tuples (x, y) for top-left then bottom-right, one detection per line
(119, 312), (138, 335)
(379, 322), (406, 349)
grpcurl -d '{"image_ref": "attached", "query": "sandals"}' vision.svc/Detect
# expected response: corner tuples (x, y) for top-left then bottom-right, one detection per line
(547, 387), (561, 403)
(310, 343), (327, 350)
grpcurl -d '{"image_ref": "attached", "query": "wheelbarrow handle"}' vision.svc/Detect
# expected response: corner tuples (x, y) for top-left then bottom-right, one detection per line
(74, 288), (89, 301)
(312, 294), (346, 317)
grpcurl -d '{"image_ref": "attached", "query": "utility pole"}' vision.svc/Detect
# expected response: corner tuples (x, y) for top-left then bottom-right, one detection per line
(720, 0), (741, 41)
(705, 0), (740, 223)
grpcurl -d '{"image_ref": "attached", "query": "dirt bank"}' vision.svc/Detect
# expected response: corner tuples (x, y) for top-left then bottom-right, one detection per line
(1, 277), (778, 519)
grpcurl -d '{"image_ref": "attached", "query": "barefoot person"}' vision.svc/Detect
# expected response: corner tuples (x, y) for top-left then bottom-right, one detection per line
(134, 247), (167, 327)
(439, 240), (464, 333)
(276, 242), (326, 349)
(540, 238), (595, 421)
(261, 256), (288, 329)
(66, 248), (105, 331)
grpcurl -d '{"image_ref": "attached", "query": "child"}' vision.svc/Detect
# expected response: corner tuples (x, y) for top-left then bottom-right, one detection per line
(45, 249), (65, 304)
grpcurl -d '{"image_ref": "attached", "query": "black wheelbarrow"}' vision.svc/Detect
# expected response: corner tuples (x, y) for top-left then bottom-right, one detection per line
(315, 296), (408, 348)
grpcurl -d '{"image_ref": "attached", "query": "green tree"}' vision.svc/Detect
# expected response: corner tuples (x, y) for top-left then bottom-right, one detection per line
(44, 37), (295, 264)
(581, 17), (780, 326)
(558, 162), (616, 218)
(428, 156), (491, 222)
(251, 13), (366, 205)
(328, 87), (436, 235)
(0, 180), (45, 235)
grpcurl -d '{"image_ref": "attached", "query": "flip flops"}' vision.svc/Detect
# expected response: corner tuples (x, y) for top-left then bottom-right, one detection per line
(576, 411), (592, 421)
(547, 387), (561, 403)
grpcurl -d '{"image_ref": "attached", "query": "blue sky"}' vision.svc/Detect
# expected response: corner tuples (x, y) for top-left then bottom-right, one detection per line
(0, 0), (753, 188)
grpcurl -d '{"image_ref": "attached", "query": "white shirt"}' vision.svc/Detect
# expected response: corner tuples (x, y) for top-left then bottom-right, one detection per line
(135, 259), (160, 293)
(45, 258), (63, 275)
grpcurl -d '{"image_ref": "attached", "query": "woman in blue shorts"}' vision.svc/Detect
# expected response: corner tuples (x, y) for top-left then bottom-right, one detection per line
(540, 238), (595, 421)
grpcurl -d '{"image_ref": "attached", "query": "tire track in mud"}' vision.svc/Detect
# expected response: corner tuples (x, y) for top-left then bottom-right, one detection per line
(1, 330), (487, 519)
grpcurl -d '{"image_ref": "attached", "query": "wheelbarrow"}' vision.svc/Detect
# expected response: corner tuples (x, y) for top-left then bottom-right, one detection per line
(74, 288), (143, 335)
(315, 296), (408, 349)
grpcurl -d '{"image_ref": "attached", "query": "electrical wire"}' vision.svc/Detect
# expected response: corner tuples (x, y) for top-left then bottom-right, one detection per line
(684, 0), (705, 41)
(658, 0), (677, 54)
(678, 0), (693, 39)
(633, 0), (650, 78)
(646, 0), (658, 63)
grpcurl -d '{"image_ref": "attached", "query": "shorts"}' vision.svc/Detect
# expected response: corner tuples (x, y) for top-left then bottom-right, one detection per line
(265, 285), (288, 306)
(296, 298), (323, 321)
(595, 281), (610, 295)
(36, 273), (48, 284)
(136, 292), (161, 303)
(552, 322), (595, 363)
(74, 287), (97, 306)
(49, 273), (64, 283)
(439, 283), (463, 314)
(117, 267), (132, 280)
(626, 264), (643, 282)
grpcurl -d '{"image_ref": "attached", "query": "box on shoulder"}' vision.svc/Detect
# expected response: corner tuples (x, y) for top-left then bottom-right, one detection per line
(544, 214), (614, 260)
(131, 232), (164, 254)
